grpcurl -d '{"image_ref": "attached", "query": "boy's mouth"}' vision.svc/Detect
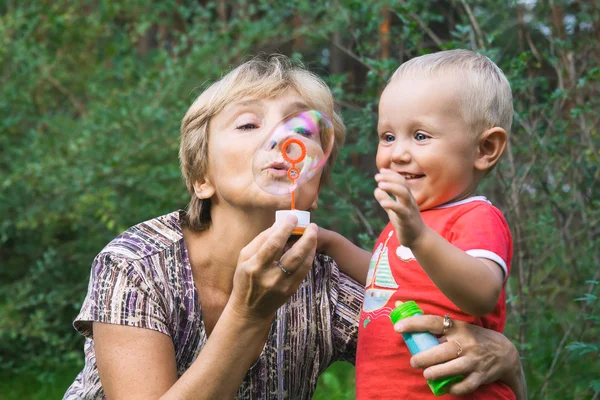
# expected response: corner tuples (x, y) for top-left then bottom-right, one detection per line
(400, 173), (425, 180)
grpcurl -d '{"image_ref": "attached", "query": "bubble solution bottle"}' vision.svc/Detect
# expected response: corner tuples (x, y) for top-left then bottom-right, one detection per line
(389, 301), (464, 396)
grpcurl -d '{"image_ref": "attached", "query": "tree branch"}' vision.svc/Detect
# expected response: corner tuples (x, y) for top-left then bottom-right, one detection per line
(397, 0), (443, 48)
(459, 0), (485, 49)
(41, 69), (88, 118)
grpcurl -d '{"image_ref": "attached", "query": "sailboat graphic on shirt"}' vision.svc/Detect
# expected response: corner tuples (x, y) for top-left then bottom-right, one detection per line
(363, 230), (398, 314)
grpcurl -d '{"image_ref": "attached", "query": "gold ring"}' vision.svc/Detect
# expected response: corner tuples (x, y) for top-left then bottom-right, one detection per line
(275, 260), (291, 275)
(442, 314), (453, 335)
(454, 340), (463, 356)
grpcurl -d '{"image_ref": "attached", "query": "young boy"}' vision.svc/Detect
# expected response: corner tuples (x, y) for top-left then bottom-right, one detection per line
(320, 49), (515, 399)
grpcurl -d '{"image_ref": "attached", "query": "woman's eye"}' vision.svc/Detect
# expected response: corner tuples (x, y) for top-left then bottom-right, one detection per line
(415, 132), (428, 141)
(293, 127), (313, 137)
(237, 123), (258, 131)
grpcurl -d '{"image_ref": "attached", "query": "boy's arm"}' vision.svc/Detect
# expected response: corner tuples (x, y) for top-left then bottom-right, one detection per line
(317, 227), (371, 285)
(375, 169), (504, 316)
(410, 227), (504, 316)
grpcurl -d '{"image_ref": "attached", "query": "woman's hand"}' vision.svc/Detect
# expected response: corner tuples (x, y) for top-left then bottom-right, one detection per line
(394, 315), (526, 399)
(229, 215), (318, 321)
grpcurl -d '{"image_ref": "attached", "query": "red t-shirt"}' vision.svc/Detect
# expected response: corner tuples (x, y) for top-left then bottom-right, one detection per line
(356, 197), (515, 399)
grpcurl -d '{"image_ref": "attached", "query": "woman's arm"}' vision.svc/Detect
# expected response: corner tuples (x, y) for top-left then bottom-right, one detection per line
(94, 305), (273, 400)
(94, 217), (319, 399)
(395, 315), (527, 399)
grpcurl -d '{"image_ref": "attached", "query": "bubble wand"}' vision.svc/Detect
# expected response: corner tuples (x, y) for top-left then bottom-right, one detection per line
(252, 110), (334, 237)
(281, 137), (307, 211)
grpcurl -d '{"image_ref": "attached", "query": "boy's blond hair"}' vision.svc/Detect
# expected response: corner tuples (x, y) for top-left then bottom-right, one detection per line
(179, 55), (346, 232)
(390, 49), (513, 138)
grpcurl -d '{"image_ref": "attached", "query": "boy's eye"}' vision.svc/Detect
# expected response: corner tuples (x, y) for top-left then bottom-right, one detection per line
(382, 133), (395, 143)
(237, 123), (258, 131)
(414, 132), (428, 141)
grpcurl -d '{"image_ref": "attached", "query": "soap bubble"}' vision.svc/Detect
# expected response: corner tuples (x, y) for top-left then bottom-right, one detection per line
(253, 110), (334, 195)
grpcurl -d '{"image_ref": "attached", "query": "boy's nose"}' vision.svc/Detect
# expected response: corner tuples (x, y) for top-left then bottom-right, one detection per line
(390, 143), (412, 164)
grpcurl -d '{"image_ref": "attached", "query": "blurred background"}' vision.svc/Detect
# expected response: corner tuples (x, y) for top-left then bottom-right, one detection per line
(1, 0), (598, 399)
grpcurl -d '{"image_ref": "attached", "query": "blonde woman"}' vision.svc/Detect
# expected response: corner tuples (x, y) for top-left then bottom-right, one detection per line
(64, 55), (525, 399)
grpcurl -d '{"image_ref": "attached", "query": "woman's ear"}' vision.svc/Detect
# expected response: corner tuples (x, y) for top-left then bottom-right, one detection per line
(193, 179), (216, 200)
(474, 127), (508, 171)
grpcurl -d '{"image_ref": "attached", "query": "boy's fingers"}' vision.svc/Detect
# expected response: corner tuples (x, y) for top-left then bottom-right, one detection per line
(376, 181), (412, 203)
(375, 188), (410, 219)
(374, 187), (394, 204)
(377, 168), (408, 185)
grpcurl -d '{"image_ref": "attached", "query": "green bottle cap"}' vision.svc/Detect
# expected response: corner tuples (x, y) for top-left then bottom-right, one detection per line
(389, 301), (465, 396)
(389, 301), (423, 324)
(428, 375), (465, 396)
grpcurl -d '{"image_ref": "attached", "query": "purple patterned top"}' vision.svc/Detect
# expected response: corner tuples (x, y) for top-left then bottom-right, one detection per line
(64, 211), (363, 399)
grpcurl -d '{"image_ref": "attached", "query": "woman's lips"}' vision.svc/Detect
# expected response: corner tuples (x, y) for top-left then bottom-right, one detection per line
(265, 167), (289, 177)
(264, 160), (294, 178)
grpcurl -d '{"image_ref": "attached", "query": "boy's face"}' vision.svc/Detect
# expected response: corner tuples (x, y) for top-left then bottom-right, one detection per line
(376, 72), (480, 211)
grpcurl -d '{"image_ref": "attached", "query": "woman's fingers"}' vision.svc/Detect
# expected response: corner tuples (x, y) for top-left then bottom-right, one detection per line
(280, 223), (318, 276)
(399, 315), (518, 396)
(424, 354), (472, 381)
(409, 339), (465, 370)
(447, 372), (485, 396)
(238, 225), (277, 262)
(251, 216), (298, 266)
(229, 217), (320, 322)
(394, 314), (446, 335)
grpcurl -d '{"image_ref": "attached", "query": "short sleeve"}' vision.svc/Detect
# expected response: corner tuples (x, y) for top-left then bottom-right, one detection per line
(329, 259), (363, 365)
(448, 204), (513, 280)
(73, 253), (170, 338)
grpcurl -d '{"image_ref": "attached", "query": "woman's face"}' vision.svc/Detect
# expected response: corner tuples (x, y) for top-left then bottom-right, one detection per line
(199, 89), (323, 214)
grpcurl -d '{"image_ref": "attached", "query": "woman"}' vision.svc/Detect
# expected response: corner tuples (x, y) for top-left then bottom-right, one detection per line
(64, 55), (525, 399)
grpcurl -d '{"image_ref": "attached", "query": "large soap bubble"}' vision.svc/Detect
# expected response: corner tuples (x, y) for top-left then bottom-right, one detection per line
(252, 110), (334, 203)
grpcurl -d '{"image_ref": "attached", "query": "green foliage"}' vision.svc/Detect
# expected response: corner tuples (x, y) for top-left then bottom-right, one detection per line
(313, 362), (355, 400)
(1, 0), (598, 398)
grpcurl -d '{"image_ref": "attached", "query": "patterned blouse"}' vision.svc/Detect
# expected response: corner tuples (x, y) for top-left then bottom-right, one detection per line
(63, 211), (364, 399)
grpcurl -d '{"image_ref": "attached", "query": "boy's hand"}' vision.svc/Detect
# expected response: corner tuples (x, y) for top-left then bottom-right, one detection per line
(374, 168), (426, 248)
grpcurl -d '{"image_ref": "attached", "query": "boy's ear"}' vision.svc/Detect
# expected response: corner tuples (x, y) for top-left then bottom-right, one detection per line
(193, 178), (216, 200)
(474, 127), (508, 171)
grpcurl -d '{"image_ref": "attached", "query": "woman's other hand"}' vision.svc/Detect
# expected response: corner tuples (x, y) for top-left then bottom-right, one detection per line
(229, 215), (318, 321)
(394, 315), (526, 399)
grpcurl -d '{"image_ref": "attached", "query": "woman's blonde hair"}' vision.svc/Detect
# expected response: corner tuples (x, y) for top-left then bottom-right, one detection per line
(179, 55), (346, 232)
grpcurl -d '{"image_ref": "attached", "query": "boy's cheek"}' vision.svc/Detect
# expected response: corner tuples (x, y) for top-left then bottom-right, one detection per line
(375, 150), (390, 170)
